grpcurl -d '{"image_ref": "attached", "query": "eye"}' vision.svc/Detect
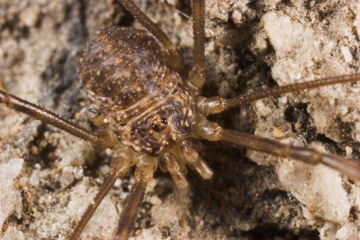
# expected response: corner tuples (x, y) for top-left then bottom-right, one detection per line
(152, 124), (160, 132)
(87, 104), (101, 119)
(88, 108), (100, 116)
(152, 117), (168, 132)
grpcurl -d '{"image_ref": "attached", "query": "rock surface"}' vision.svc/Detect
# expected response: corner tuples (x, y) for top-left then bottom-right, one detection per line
(1, 0), (360, 239)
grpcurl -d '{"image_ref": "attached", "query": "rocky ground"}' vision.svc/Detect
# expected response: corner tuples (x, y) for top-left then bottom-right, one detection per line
(1, 0), (360, 239)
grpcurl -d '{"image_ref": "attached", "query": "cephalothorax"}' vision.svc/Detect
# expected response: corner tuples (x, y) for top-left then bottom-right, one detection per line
(2, 0), (360, 239)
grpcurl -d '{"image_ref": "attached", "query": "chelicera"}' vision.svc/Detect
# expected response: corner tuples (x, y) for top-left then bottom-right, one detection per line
(2, 0), (360, 239)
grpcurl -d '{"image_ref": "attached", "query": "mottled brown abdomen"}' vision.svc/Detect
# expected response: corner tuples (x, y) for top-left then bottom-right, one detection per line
(79, 27), (169, 114)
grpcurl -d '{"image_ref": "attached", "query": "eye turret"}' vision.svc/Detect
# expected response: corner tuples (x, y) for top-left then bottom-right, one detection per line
(152, 116), (168, 132)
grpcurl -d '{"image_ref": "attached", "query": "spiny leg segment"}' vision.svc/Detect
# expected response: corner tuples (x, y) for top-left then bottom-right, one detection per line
(0, 90), (116, 149)
(187, 0), (206, 92)
(192, 117), (360, 181)
(114, 155), (155, 239)
(116, 0), (184, 76)
(69, 146), (133, 240)
(196, 74), (360, 115)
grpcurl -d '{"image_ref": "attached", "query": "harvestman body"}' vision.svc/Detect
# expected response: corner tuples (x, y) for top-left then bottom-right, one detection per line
(1, 0), (360, 239)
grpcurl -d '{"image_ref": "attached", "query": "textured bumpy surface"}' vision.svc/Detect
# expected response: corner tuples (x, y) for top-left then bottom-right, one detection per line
(1, 1), (360, 240)
(80, 26), (193, 155)
(80, 27), (166, 110)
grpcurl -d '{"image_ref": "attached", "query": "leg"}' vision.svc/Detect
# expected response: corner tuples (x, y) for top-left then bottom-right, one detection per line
(181, 140), (213, 180)
(114, 174), (147, 240)
(186, 0), (206, 92)
(196, 74), (360, 115)
(159, 152), (188, 189)
(193, 117), (360, 181)
(119, 0), (206, 92)
(0, 90), (116, 148)
(69, 146), (134, 240)
(116, 0), (185, 76)
(159, 140), (213, 189)
(114, 155), (155, 239)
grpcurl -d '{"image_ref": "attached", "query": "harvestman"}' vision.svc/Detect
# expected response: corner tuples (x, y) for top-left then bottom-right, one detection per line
(1, 0), (360, 239)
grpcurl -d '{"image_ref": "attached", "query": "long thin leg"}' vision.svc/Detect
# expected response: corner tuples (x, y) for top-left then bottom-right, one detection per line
(186, 0), (206, 92)
(193, 118), (360, 181)
(69, 174), (119, 240)
(219, 130), (360, 180)
(114, 155), (155, 240)
(117, 0), (184, 76)
(196, 73), (360, 115)
(114, 176), (147, 240)
(69, 147), (134, 240)
(0, 90), (116, 148)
